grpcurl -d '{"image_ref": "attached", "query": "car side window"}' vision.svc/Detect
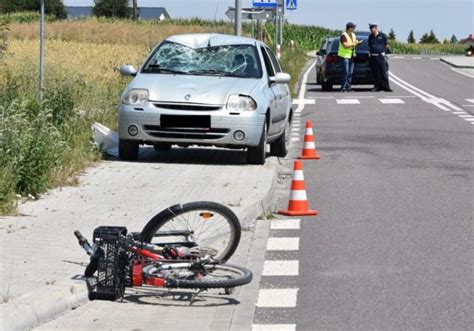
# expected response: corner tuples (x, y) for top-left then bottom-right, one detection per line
(260, 46), (275, 77)
(265, 47), (282, 73)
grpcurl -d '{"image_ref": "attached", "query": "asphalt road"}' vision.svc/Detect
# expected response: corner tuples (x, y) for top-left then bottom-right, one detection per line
(255, 56), (473, 329)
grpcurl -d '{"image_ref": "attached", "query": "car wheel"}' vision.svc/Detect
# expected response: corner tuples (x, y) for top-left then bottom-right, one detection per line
(154, 142), (172, 152)
(321, 80), (333, 91)
(119, 139), (139, 161)
(270, 117), (290, 157)
(247, 120), (267, 165)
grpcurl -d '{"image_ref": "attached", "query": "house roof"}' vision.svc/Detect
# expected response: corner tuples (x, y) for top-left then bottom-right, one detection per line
(138, 7), (170, 20)
(459, 34), (474, 44)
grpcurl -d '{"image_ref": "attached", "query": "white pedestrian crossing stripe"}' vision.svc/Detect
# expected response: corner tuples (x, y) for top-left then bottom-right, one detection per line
(256, 289), (298, 307)
(270, 218), (300, 230)
(465, 99), (474, 104)
(292, 99), (315, 105)
(336, 98), (360, 104)
(252, 324), (296, 331)
(262, 260), (299, 276)
(379, 98), (405, 104)
(266, 237), (299, 251)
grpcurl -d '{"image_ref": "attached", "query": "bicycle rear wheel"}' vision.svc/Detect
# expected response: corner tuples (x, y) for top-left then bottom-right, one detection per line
(140, 202), (241, 262)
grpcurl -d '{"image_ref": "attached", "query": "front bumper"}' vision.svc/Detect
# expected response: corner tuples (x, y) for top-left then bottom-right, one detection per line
(118, 104), (265, 147)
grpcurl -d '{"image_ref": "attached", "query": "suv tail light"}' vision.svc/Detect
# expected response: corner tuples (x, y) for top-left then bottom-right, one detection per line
(325, 54), (340, 65)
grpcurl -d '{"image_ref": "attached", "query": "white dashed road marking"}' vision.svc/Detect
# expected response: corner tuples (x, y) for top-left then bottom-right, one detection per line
(252, 324), (296, 331)
(453, 111), (467, 115)
(465, 99), (474, 104)
(379, 98), (405, 104)
(266, 237), (300, 251)
(256, 289), (299, 307)
(463, 118), (474, 122)
(262, 260), (299, 276)
(458, 115), (474, 118)
(270, 218), (301, 230)
(336, 98), (360, 105)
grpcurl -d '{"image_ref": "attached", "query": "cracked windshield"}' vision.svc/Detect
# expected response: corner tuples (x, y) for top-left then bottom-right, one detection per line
(143, 42), (262, 78)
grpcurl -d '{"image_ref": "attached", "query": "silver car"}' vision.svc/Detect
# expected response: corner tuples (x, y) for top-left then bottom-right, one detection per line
(118, 33), (292, 164)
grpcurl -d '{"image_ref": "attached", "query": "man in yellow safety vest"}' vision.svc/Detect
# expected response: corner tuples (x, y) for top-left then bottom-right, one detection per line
(337, 22), (363, 92)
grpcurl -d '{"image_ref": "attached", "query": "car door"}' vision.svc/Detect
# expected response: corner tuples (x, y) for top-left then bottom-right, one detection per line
(261, 46), (288, 135)
(260, 46), (281, 136)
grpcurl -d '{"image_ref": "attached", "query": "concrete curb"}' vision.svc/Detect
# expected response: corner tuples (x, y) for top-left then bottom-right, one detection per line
(229, 218), (271, 330)
(0, 160), (279, 331)
(0, 281), (88, 331)
(440, 57), (474, 69)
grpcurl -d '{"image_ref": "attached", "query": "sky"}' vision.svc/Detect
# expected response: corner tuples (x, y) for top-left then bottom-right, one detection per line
(63, 0), (474, 41)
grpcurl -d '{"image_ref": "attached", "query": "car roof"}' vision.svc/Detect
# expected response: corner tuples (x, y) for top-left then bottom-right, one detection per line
(166, 33), (258, 48)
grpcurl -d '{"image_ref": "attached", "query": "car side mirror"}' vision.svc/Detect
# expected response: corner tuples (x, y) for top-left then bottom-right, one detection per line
(120, 64), (137, 77)
(316, 50), (326, 56)
(270, 72), (291, 85)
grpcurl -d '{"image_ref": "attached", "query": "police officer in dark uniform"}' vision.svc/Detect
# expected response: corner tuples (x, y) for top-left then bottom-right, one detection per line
(368, 23), (393, 92)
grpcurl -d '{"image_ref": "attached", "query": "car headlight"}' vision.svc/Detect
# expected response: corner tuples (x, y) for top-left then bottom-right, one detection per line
(226, 94), (257, 111)
(122, 89), (149, 106)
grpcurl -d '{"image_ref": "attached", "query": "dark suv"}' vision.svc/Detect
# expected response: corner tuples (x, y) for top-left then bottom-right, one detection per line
(316, 33), (380, 91)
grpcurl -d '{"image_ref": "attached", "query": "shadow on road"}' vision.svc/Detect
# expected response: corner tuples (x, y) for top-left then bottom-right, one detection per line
(124, 287), (240, 307)
(307, 86), (374, 93)
(107, 146), (252, 166)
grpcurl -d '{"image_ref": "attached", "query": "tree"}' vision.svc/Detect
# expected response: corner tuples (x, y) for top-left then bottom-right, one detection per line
(443, 37), (450, 44)
(0, 0), (67, 19)
(407, 30), (416, 44)
(428, 30), (440, 43)
(388, 28), (396, 41)
(419, 30), (440, 44)
(93, 0), (131, 18)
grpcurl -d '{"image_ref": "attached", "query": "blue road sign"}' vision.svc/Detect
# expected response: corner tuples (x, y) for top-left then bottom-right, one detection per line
(253, 0), (278, 8)
(286, 0), (297, 10)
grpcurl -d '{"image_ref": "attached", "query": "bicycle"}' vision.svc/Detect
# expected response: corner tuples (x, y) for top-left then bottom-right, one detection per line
(74, 201), (252, 301)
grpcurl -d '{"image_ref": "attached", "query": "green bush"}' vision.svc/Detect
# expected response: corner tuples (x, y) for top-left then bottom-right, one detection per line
(0, 100), (65, 200)
(0, 11), (56, 23)
(0, 0), (66, 19)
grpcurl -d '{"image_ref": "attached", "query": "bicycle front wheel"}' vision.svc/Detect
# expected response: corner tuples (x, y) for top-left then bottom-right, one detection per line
(140, 202), (241, 262)
(145, 263), (253, 290)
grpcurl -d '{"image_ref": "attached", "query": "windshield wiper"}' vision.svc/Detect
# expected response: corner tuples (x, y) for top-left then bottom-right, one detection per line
(144, 64), (187, 75)
(189, 69), (229, 76)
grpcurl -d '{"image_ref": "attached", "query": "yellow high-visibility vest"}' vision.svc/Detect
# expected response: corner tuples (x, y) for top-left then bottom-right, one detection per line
(337, 32), (357, 59)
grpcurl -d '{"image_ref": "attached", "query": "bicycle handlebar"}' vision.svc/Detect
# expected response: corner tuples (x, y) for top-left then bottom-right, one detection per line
(74, 230), (95, 256)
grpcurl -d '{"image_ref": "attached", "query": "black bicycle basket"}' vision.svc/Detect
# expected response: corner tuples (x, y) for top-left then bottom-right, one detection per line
(89, 226), (129, 301)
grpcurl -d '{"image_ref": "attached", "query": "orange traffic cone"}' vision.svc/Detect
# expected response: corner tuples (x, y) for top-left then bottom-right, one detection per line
(278, 160), (318, 216)
(299, 120), (320, 160)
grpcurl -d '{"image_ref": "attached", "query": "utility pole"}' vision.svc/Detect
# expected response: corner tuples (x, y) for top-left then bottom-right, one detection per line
(112, 0), (117, 17)
(235, 0), (242, 36)
(132, 0), (138, 19)
(39, 0), (45, 101)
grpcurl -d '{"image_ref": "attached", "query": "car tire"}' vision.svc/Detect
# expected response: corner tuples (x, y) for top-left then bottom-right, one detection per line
(119, 139), (139, 161)
(270, 117), (290, 158)
(321, 80), (333, 91)
(247, 120), (267, 165)
(154, 142), (172, 152)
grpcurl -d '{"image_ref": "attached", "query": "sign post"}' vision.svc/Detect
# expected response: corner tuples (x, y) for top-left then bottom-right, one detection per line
(39, 0), (45, 101)
(235, 0), (242, 36)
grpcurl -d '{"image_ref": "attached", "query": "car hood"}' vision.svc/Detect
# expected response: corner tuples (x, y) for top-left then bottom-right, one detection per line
(130, 74), (260, 105)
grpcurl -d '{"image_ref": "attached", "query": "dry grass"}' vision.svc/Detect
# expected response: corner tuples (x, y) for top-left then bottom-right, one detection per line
(8, 18), (233, 47)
